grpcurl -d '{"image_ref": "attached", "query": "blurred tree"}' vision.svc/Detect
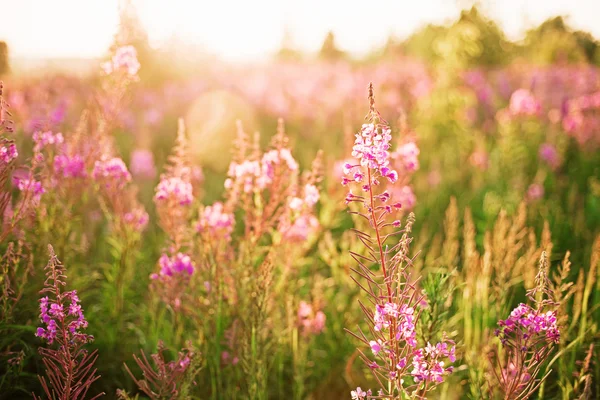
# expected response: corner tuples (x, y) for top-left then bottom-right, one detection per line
(402, 7), (511, 68)
(275, 26), (303, 61)
(0, 42), (9, 76)
(318, 31), (346, 61)
(521, 16), (597, 64)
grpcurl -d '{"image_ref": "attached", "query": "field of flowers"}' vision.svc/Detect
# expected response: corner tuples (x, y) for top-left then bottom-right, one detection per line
(1, 9), (600, 400)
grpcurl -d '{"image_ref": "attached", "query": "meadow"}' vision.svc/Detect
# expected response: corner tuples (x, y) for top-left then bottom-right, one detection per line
(1, 8), (600, 400)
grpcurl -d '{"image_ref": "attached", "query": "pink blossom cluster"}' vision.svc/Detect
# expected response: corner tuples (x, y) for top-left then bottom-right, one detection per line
(155, 176), (194, 206)
(350, 123), (398, 182)
(373, 302), (417, 347)
(297, 301), (326, 335)
(123, 208), (150, 232)
(508, 89), (541, 117)
(495, 303), (560, 344)
(225, 148), (299, 193)
(560, 90), (600, 145)
(101, 45), (141, 77)
(350, 387), (372, 400)
(35, 290), (91, 345)
(389, 185), (417, 211)
(92, 157), (131, 188)
(14, 176), (45, 201)
(392, 142), (420, 172)
(53, 154), (87, 178)
(0, 143), (18, 164)
(152, 253), (195, 279)
(289, 184), (320, 211)
(282, 183), (321, 241)
(469, 150), (489, 170)
(197, 202), (235, 240)
(527, 183), (544, 201)
(130, 149), (157, 179)
(33, 131), (64, 151)
(411, 341), (456, 383)
(538, 143), (559, 169)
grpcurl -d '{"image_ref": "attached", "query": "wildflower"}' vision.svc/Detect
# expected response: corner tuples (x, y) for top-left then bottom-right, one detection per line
(527, 183), (544, 201)
(197, 202), (235, 240)
(496, 303), (559, 344)
(156, 253), (195, 277)
(303, 183), (320, 207)
(351, 123), (397, 181)
(0, 143), (17, 164)
(155, 176), (193, 206)
(393, 141), (420, 172)
(297, 301), (326, 335)
(539, 143), (559, 169)
(32, 130), (64, 151)
(282, 214), (319, 242)
(130, 149), (157, 179)
(123, 208), (150, 232)
(53, 154), (87, 178)
(93, 157), (131, 188)
(509, 89), (541, 116)
(351, 387), (371, 400)
(14, 176), (45, 201)
(390, 185), (416, 211)
(469, 150), (489, 170)
(102, 45), (140, 77)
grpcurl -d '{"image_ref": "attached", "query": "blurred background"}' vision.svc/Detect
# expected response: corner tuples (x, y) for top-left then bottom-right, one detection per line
(2, 1), (600, 398)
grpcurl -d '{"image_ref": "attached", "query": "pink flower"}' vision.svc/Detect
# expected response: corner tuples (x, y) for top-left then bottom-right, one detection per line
(54, 154), (86, 178)
(157, 253), (195, 277)
(14, 176), (45, 201)
(130, 149), (157, 179)
(33, 131), (64, 151)
(470, 150), (489, 170)
(303, 184), (320, 207)
(351, 387), (371, 400)
(197, 202), (234, 240)
(390, 185), (416, 210)
(393, 142), (420, 172)
(351, 123), (396, 180)
(539, 143), (559, 169)
(155, 177), (193, 206)
(509, 89), (541, 116)
(527, 183), (544, 201)
(93, 157), (131, 188)
(0, 143), (18, 164)
(102, 45), (140, 77)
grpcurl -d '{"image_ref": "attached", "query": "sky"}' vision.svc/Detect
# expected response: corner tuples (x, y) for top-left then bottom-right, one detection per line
(1, 0), (600, 61)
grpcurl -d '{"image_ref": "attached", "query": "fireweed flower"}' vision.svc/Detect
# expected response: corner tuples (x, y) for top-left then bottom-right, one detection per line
(343, 85), (454, 398)
(393, 141), (420, 172)
(123, 208), (150, 232)
(539, 143), (559, 169)
(197, 201), (235, 240)
(469, 150), (489, 170)
(14, 175), (45, 201)
(509, 89), (541, 117)
(155, 176), (194, 206)
(53, 154), (87, 178)
(92, 157), (131, 189)
(153, 252), (195, 278)
(297, 301), (326, 335)
(0, 142), (18, 164)
(351, 387), (371, 400)
(527, 183), (544, 201)
(101, 45), (141, 77)
(34, 247), (102, 400)
(130, 148), (157, 179)
(491, 252), (559, 399)
(32, 130), (64, 152)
